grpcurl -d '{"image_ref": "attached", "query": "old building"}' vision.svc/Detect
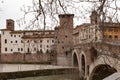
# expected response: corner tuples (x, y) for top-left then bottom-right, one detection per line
(54, 14), (74, 66)
(1, 19), (55, 54)
(73, 11), (102, 45)
(1, 11), (120, 65)
(102, 22), (120, 43)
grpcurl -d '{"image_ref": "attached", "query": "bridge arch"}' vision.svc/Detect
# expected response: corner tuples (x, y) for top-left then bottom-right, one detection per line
(79, 51), (87, 79)
(72, 50), (79, 67)
(73, 52), (79, 67)
(89, 64), (117, 80)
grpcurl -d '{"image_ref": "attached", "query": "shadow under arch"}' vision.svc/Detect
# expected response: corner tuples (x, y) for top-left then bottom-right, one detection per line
(81, 54), (85, 77)
(73, 52), (79, 67)
(89, 64), (117, 80)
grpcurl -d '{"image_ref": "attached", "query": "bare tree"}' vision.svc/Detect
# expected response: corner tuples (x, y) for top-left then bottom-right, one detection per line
(17, 0), (120, 30)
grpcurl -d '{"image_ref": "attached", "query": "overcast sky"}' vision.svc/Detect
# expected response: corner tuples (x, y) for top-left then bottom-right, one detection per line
(0, 0), (33, 30)
(1, 0), (119, 30)
(0, 0), (91, 30)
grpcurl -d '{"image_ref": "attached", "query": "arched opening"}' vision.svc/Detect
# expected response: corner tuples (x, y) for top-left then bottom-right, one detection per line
(90, 64), (117, 80)
(81, 55), (85, 76)
(73, 53), (78, 67)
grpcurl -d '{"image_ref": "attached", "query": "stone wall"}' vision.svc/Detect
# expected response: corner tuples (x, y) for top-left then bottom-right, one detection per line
(0, 53), (52, 63)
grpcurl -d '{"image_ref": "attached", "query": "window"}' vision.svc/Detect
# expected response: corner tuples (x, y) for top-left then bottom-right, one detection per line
(5, 39), (7, 44)
(40, 45), (42, 48)
(14, 35), (16, 37)
(21, 40), (23, 43)
(19, 35), (21, 37)
(89, 35), (91, 39)
(66, 51), (68, 56)
(21, 48), (23, 51)
(47, 40), (49, 43)
(11, 41), (13, 43)
(27, 48), (30, 53)
(8, 22), (11, 26)
(65, 35), (68, 38)
(103, 35), (107, 38)
(18, 48), (20, 51)
(47, 45), (49, 48)
(40, 40), (42, 43)
(52, 40), (54, 43)
(27, 40), (29, 43)
(46, 49), (49, 53)
(55, 36), (57, 39)
(109, 35), (112, 39)
(15, 40), (17, 43)
(114, 28), (118, 32)
(5, 47), (7, 51)
(58, 41), (60, 44)
(108, 28), (113, 32)
(11, 49), (13, 51)
(114, 35), (118, 39)
(34, 48), (36, 51)
(2, 31), (4, 35)
(62, 46), (64, 49)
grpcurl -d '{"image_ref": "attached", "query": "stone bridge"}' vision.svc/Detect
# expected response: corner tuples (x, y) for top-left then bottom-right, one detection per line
(72, 42), (120, 80)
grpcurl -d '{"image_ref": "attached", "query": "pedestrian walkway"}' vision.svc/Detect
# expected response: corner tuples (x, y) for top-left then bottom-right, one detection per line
(0, 64), (74, 72)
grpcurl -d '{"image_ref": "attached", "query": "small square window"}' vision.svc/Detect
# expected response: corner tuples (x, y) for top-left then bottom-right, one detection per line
(2, 32), (4, 35)
(18, 48), (20, 51)
(21, 40), (23, 43)
(40, 40), (42, 43)
(65, 35), (68, 38)
(52, 40), (54, 43)
(47, 45), (49, 48)
(5, 39), (7, 44)
(5, 47), (7, 51)
(15, 40), (17, 43)
(21, 48), (23, 51)
(11, 41), (13, 43)
(34, 48), (36, 51)
(14, 35), (16, 37)
(114, 35), (118, 39)
(40, 45), (42, 48)
(108, 28), (113, 32)
(47, 40), (49, 43)
(114, 28), (118, 32)
(109, 35), (112, 39)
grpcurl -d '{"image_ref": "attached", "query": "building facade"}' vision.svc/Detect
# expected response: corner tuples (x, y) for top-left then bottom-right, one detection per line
(54, 14), (74, 66)
(1, 11), (120, 65)
(1, 19), (55, 54)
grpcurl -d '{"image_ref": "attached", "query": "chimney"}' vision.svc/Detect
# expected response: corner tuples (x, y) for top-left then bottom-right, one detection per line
(6, 19), (14, 31)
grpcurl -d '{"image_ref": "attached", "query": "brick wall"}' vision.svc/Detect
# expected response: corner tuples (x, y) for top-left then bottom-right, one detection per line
(0, 53), (51, 63)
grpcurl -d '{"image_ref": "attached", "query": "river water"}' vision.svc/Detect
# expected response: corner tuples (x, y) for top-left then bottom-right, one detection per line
(13, 74), (79, 80)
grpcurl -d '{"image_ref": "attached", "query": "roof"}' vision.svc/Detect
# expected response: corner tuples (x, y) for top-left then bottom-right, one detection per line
(100, 22), (120, 28)
(22, 34), (55, 39)
(73, 23), (90, 35)
(0, 29), (11, 31)
(59, 14), (74, 18)
(74, 23), (91, 30)
(10, 30), (54, 34)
